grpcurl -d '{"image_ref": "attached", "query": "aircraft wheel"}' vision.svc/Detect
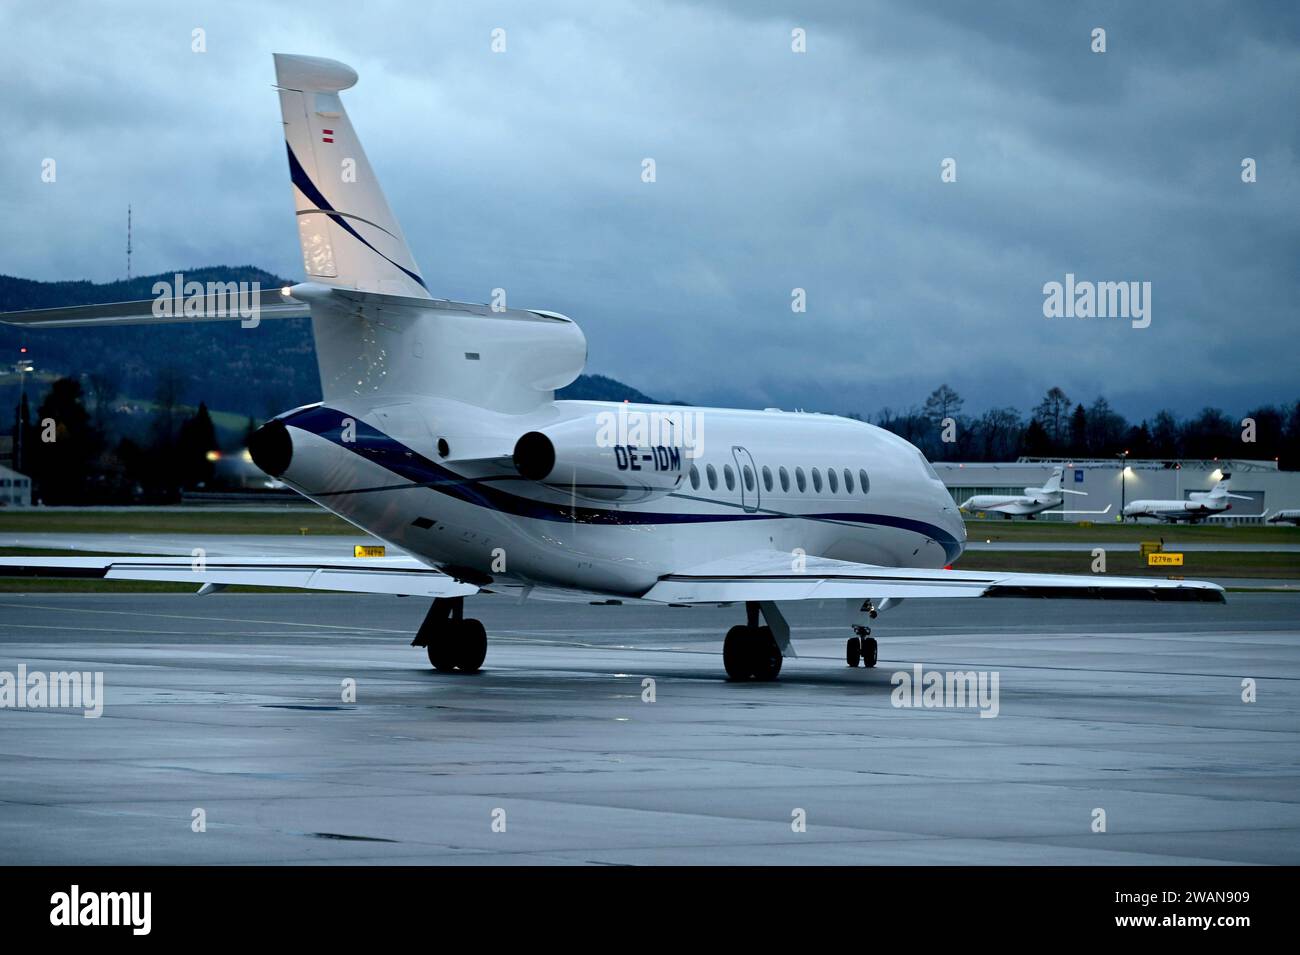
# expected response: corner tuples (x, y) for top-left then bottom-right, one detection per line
(861, 636), (878, 668)
(724, 625), (782, 681)
(752, 626), (782, 681)
(723, 625), (752, 680)
(426, 643), (457, 672)
(846, 636), (862, 667)
(422, 620), (458, 672)
(455, 618), (488, 673)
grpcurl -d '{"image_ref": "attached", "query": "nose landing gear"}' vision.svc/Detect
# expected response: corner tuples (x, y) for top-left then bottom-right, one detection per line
(412, 596), (488, 673)
(846, 624), (878, 668)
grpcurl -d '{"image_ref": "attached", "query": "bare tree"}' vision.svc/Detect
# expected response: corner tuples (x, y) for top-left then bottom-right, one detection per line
(923, 384), (963, 427)
(1033, 387), (1072, 448)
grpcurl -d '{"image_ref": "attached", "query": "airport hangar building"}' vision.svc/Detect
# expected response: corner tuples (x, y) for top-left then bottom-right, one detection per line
(934, 458), (1299, 522)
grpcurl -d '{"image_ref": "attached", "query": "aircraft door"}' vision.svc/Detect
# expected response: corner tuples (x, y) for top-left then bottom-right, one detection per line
(732, 445), (760, 513)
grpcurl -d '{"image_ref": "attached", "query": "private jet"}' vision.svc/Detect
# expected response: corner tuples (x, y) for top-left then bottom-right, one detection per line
(958, 467), (1109, 519)
(1122, 475), (1252, 523)
(0, 55), (1224, 682)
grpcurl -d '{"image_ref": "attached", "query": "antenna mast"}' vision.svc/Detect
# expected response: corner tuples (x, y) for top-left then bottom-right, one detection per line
(126, 204), (132, 279)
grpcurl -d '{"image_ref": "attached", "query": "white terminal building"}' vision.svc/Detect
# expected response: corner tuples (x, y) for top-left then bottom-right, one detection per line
(0, 463), (33, 508)
(935, 458), (1298, 523)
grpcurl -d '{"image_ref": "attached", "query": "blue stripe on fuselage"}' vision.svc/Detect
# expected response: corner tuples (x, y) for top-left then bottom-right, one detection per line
(282, 405), (963, 562)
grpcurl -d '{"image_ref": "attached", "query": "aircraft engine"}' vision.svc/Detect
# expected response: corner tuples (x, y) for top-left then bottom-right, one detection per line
(512, 418), (687, 503)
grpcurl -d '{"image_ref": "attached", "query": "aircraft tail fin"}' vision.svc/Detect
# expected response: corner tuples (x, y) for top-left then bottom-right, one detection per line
(1209, 474), (1234, 496)
(274, 54), (430, 299)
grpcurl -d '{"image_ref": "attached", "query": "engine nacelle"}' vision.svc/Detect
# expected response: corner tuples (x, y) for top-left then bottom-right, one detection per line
(513, 418), (686, 502)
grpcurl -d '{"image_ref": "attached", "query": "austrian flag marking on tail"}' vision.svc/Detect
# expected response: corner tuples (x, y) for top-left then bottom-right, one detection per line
(321, 128), (334, 143)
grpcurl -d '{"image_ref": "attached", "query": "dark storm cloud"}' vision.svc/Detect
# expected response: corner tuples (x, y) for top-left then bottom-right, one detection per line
(1, 0), (1295, 420)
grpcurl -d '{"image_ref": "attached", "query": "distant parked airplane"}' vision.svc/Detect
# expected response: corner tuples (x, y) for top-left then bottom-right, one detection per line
(959, 467), (1108, 519)
(1123, 475), (1252, 523)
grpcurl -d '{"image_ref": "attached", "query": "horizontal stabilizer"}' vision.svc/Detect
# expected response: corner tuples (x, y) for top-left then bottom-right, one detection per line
(0, 287), (309, 328)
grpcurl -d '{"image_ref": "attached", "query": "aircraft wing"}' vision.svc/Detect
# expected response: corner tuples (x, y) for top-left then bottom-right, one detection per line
(0, 555), (479, 598)
(641, 550), (1224, 603)
(1059, 504), (1112, 515)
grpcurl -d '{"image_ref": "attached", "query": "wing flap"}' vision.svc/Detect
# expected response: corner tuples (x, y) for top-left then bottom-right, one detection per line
(642, 550), (1225, 604)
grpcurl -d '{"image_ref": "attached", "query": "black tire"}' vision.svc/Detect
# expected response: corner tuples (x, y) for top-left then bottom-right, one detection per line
(723, 625), (752, 680)
(456, 618), (488, 673)
(423, 623), (458, 673)
(426, 641), (457, 670)
(753, 626), (782, 681)
(846, 636), (862, 668)
(862, 636), (878, 668)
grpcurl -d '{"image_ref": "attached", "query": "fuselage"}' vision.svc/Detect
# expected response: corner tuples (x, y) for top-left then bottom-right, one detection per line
(960, 492), (1063, 516)
(265, 398), (966, 597)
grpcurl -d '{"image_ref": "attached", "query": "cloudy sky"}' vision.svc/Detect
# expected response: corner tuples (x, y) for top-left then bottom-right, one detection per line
(2, 0), (1296, 420)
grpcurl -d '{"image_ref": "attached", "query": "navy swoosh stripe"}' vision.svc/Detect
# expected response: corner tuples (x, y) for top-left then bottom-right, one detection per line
(282, 406), (964, 563)
(285, 143), (429, 292)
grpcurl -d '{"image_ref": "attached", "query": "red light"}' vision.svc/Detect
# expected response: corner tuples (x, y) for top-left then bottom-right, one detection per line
(19, 347), (27, 353)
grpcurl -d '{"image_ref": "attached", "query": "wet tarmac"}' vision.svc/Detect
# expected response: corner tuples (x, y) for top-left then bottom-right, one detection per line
(0, 592), (1296, 864)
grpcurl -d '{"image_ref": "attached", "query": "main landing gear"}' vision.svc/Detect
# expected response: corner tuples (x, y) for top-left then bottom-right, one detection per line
(412, 596), (487, 673)
(723, 602), (784, 681)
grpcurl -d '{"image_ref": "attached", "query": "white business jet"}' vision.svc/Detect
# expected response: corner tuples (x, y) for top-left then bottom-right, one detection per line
(0, 55), (1223, 681)
(959, 467), (1108, 519)
(1122, 475), (1252, 524)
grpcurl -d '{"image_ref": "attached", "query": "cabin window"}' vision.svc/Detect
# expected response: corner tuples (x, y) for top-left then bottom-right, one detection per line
(859, 469), (870, 494)
(762, 466), (774, 492)
(706, 464), (718, 491)
(828, 468), (839, 493)
(844, 468), (854, 493)
(795, 467), (807, 493)
(779, 466), (790, 492)
(724, 465), (736, 491)
(811, 468), (823, 493)
(743, 465), (755, 492)
(689, 465), (700, 490)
